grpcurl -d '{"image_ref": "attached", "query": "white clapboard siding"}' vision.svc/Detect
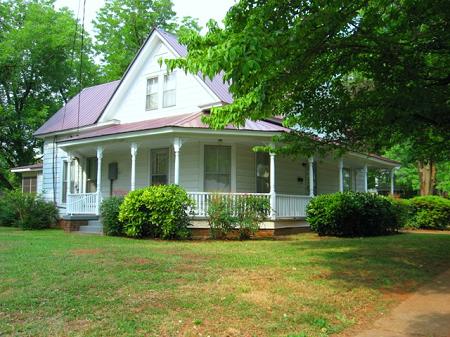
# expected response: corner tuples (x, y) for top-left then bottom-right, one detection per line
(276, 155), (309, 195)
(42, 140), (68, 204)
(236, 144), (256, 193)
(316, 161), (340, 194)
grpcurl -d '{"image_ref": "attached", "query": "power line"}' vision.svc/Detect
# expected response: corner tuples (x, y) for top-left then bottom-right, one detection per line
(77, 0), (88, 136)
(60, 0), (82, 130)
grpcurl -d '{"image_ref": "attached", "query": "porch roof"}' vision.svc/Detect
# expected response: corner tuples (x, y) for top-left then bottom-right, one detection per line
(57, 112), (289, 143)
(11, 163), (43, 173)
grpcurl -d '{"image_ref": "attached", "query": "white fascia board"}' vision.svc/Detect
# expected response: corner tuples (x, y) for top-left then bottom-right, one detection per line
(11, 168), (43, 173)
(347, 151), (400, 168)
(97, 33), (160, 124)
(35, 120), (121, 139)
(57, 127), (280, 147)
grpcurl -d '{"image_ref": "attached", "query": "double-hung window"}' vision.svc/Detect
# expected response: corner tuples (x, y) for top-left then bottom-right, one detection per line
(256, 152), (270, 193)
(163, 72), (176, 107)
(151, 148), (169, 185)
(62, 161), (68, 203)
(22, 176), (37, 193)
(146, 77), (159, 110)
(343, 168), (352, 191)
(204, 145), (231, 192)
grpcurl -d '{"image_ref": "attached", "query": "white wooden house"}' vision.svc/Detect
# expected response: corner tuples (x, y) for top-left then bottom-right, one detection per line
(34, 28), (399, 234)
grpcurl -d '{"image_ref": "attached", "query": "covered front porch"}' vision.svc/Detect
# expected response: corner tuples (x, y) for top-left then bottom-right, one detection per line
(59, 132), (398, 222)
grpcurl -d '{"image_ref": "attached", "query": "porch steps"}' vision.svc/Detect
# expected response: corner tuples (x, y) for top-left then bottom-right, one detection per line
(78, 220), (103, 235)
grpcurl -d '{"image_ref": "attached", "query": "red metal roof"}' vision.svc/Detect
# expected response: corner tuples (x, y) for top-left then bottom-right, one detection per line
(34, 81), (120, 136)
(59, 112), (289, 142)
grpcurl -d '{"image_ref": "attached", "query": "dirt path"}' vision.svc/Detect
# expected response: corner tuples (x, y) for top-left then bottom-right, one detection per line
(354, 269), (450, 337)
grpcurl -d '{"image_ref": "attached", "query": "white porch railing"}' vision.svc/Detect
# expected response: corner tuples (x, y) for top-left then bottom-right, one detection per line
(65, 192), (311, 218)
(187, 192), (271, 217)
(67, 193), (98, 215)
(275, 194), (311, 218)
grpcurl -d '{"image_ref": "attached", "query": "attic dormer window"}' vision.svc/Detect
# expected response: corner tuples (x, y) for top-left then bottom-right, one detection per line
(163, 72), (176, 107)
(146, 77), (158, 110)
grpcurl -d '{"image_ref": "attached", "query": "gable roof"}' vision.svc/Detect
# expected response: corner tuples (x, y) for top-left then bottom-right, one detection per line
(34, 81), (120, 136)
(157, 29), (233, 104)
(35, 28), (232, 137)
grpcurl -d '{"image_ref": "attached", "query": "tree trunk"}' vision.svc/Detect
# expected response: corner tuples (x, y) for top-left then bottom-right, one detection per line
(418, 160), (437, 195)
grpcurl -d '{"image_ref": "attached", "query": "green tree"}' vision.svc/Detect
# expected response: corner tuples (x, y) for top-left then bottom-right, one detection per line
(93, 0), (201, 81)
(0, 0), (99, 190)
(385, 144), (450, 197)
(166, 0), (449, 195)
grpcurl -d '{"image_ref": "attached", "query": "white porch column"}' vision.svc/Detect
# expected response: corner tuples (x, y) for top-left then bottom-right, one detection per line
(338, 157), (344, 192)
(173, 138), (182, 185)
(363, 164), (368, 192)
(130, 143), (138, 191)
(390, 168), (396, 195)
(96, 146), (103, 215)
(308, 156), (315, 197)
(66, 152), (73, 199)
(269, 152), (276, 220)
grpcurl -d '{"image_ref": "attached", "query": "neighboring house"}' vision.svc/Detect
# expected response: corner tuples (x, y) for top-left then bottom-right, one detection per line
(33, 28), (399, 234)
(10, 163), (43, 194)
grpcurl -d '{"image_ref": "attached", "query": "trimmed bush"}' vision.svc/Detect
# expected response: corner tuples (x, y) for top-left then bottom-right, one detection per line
(306, 192), (400, 237)
(207, 195), (270, 240)
(118, 185), (192, 239)
(407, 196), (450, 230)
(0, 190), (58, 229)
(100, 196), (124, 236)
(389, 197), (414, 228)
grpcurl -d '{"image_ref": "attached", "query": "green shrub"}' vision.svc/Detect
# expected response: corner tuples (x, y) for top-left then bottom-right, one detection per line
(407, 196), (450, 230)
(207, 195), (235, 239)
(118, 185), (192, 239)
(306, 192), (401, 237)
(0, 192), (16, 227)
(389, 197), (413, 227)
(235, 196), (270, 240)
(207, 195), (270, 239)
(100, 196), (124, 236)
(0, 190), (58, 229)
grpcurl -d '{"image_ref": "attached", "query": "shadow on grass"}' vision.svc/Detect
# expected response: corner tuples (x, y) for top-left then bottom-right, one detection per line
(283, 233), (450, 292)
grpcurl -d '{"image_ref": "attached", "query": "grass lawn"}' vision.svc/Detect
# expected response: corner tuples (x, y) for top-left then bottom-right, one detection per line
(1, 228), (449, 337)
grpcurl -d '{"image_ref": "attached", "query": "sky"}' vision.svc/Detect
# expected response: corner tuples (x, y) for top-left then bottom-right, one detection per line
(54, 0), (236, 37)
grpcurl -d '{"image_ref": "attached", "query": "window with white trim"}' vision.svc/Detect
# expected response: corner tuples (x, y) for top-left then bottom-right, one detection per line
(163, 72), (176, 107)
(204, 145), (231, 192)
(86, 157), (97, 193)
(146, 77), (159, 110)
(22, 176), (37, 193)
(343, 168), (352, 191)
(62, 161), (68, 203)
(151, 148), (169, 185)
(256, 152), (270, 193)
